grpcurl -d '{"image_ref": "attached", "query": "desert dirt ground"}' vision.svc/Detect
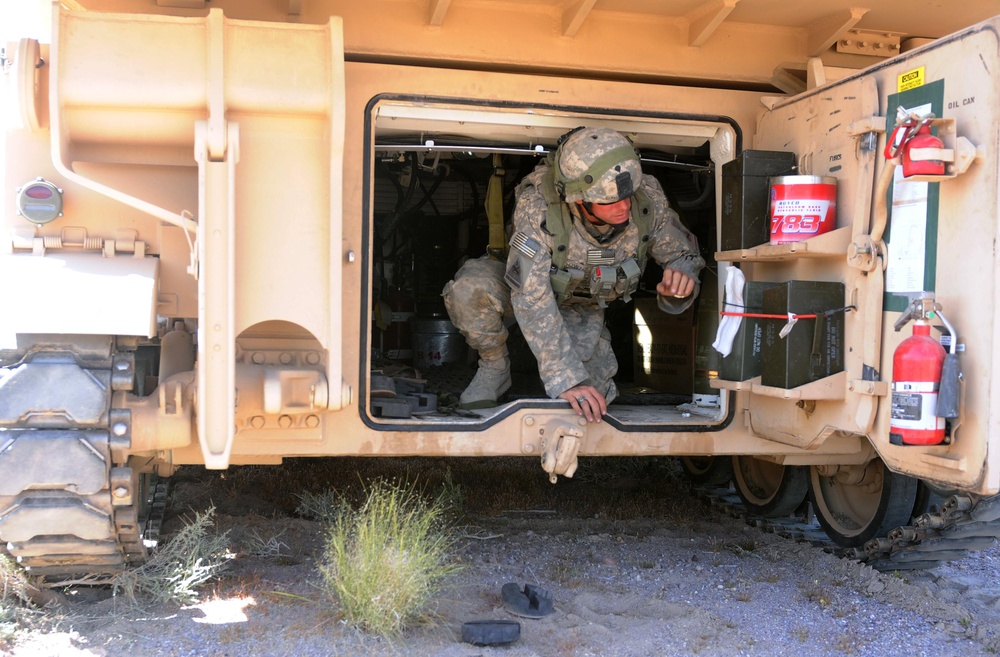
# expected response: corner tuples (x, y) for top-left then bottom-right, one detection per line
(3, 456), (1000, 657)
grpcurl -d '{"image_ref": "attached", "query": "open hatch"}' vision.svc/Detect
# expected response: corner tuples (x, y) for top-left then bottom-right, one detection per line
(363, 99), (738, 431)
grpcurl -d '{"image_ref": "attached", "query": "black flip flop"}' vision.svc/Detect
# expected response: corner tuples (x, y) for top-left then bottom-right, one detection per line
(501, 582), (555, 618)
(461, 620), (521, 646)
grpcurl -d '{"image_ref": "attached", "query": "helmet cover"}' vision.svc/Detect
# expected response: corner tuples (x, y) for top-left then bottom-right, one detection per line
(555, 128), (641, 204)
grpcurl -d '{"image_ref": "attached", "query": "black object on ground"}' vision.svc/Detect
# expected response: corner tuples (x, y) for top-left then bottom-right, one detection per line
(461, 620), (521, 646)
(501, 582), (555, 618)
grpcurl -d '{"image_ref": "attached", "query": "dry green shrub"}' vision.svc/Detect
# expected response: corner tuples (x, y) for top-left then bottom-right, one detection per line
(318, 479), (462, 637)
(113, 507), (233, 606)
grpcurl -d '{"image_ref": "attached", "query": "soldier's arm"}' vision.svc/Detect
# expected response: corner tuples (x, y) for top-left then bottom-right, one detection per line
(642, 176), (706, 313)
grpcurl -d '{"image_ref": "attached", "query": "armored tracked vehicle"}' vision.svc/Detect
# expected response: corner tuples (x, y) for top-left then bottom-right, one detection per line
(3, 0), (1000, 579)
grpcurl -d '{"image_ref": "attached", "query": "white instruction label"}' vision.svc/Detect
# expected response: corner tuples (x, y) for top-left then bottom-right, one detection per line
(885, 103), (932, 295)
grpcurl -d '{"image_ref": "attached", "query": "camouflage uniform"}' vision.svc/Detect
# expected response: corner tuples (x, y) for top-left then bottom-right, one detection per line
(443, 165), (704, 403)
(444, 126), (704, 404)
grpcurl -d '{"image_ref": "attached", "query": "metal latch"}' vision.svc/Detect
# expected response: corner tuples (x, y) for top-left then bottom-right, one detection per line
(540, 425), (583, 484)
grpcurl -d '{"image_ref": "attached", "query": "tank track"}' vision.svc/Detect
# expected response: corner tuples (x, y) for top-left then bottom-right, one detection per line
(697, 484), (1000, 571)
(0, 340), (167, 585)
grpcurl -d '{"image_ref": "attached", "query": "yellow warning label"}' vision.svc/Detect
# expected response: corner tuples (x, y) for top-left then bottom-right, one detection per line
(898, 67), (925, 92)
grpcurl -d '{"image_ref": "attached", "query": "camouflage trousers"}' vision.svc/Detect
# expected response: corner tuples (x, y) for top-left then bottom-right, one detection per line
(442, 256), (618, 402)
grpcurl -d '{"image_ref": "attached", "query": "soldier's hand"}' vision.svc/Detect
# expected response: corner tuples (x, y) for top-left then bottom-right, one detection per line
(657, 268), (695, 299)
(560, 385), (607, 423)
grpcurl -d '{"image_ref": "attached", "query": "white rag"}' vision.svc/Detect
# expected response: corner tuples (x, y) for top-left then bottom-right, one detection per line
(712, 265), (746, 357)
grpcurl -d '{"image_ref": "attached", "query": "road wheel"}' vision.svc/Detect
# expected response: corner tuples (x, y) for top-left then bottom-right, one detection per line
(911, 480), (950, 521)
(808, 459), (918, 548)
(732, 456), (808, 517)
(679, 456), (733, 487)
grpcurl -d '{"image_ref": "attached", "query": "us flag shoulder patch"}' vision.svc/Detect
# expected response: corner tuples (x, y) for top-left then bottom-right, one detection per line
(510, 231), (540, 258)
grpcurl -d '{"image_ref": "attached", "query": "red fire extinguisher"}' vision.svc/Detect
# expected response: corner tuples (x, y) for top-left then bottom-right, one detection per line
(890, 319), (946, 445)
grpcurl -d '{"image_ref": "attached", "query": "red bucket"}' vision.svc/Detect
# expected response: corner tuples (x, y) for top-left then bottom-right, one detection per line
(768, 175), (837, 245)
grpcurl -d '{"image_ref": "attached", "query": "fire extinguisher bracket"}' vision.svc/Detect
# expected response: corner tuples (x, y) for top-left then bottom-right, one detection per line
(903, 134), (983, 181)
(847, 379), (888, 396)
(892, 117), (983, 182)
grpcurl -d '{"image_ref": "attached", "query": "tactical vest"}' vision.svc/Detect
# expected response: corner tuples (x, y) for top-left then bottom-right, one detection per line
(519, 157), (655, 304)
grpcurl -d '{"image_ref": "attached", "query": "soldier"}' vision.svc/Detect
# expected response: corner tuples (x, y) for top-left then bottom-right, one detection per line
(442, 127), (704, 422)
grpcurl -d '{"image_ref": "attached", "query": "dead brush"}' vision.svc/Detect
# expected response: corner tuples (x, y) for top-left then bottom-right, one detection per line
(317, 479), (463, 637)
(295, 490), (341, 524)
(0, 554), (30, 609)
(0, 553), (31, 640)
(236, 528), (290, 558)
(112, 507), (233, 607)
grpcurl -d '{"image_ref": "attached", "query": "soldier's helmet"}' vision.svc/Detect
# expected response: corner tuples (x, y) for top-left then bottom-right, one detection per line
(554, 127), (642, 204)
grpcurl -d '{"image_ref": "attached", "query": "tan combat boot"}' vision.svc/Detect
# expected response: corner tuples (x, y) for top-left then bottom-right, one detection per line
(459, 347), (511, 409)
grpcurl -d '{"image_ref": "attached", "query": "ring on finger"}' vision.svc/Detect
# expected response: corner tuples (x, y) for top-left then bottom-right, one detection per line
(577, 396), (587, 404)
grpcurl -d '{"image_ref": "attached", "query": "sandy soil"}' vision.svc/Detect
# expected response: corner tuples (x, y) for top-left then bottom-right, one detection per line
(2, 457), (999, 657)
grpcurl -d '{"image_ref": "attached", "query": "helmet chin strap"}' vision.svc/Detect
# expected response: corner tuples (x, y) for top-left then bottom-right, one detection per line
(579, 202), (608, 226)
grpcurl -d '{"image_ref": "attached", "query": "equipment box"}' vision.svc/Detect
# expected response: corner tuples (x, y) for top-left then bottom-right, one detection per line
(718, 281), (783, 382)
(633, 298), (695, 395)
(721, 150), (796, 251)
(760, 281), (845, 389)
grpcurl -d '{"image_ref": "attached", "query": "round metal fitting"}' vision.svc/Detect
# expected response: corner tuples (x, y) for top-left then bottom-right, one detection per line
(278, 415), (294, 428)
(16, 178), (63, 225)
(848, 235), (879, 272)
(815, 464), (839, 478)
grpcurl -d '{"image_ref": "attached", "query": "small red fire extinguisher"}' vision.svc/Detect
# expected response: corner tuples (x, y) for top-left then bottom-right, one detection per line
(890, 319), (946, 445)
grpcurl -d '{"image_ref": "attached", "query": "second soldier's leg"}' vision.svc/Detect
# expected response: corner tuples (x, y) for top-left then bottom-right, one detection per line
(442, 257), (513, 408)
